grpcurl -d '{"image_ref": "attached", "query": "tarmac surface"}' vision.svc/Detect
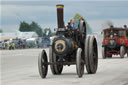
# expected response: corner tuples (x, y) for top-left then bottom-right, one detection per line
(1, 48), (128, 85)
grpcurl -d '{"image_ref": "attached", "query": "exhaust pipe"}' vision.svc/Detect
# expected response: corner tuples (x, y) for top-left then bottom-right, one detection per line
(56, 4), (64, 28)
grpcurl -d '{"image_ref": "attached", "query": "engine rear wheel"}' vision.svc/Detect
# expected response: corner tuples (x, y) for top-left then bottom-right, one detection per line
(85, 36), (98, 74)
(38, 50), (48, 78)
(85, 36), (91, 73)
(120, 46), (125, 58)
(76, 48), (84, 78)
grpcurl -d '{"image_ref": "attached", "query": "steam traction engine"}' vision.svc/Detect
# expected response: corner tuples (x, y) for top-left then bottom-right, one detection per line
(102, 25), (128, 58)
(38, 5), (98, 78)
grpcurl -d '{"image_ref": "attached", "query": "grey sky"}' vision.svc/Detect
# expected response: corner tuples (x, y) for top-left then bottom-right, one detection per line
(1, 0), (128, 32)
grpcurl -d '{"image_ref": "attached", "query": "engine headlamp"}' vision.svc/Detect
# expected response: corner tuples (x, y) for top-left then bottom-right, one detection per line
(110, 40), (114, 45)
(110, 35), (113, 38)
(54, 40), (66, 52)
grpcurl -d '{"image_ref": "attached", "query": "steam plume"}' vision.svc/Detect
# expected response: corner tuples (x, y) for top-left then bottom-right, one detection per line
(101, 20), (114, 30)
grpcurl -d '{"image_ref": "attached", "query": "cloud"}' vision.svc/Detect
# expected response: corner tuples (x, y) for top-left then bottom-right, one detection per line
(1, 4), (56, 25)
(1, 1), (128, 32)
(1, 24), (19, 32)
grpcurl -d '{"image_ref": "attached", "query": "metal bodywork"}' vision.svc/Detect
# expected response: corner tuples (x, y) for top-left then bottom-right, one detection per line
(38, 4), (98, 78)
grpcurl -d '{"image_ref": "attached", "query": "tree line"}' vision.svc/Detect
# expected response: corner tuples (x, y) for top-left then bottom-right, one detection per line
(19, 13), (92, 37)
(19, 21), (55, 37)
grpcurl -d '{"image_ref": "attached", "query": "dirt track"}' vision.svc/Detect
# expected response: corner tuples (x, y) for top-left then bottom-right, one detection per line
(1, 48), (128, 85)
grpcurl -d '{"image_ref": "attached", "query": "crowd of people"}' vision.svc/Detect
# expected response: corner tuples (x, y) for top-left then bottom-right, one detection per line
(0, 37), (51, 50)
(0, 39), (27, 50)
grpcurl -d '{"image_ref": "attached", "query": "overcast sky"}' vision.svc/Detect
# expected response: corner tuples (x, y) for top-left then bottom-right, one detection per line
(1, 0), (128, 32)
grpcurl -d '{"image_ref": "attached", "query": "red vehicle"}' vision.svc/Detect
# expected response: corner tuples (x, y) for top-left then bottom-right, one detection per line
(102, 25), (128, 58)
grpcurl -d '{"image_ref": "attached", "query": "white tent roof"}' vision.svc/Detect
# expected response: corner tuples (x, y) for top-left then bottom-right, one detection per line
(18, 32), (38, 39)
(0, 31), (38, 41)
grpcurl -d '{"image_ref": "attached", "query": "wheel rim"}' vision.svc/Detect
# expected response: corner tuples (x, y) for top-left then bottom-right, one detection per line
(80, 60), (84, 75)
(85, 36), (91, 73)
(41, 53), (47, 74)
(88, 36), (98, 73)
(38, 50), (48, 78)
(123, 47), (125, 56)
(102, 47), (106, 59)
(49, 46), (57, 74)
(120, 46), (125, 58)
(76, 48), (84, 78)
(53, 53), (63, 74)
(92, 38), (98, 70)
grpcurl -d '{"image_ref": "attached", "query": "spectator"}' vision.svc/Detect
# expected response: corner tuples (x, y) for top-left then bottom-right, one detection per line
(78, 17), (85, 32)
(9, 42), (12, 50)
(70, 19), (77, 30)
(12, 42), (15, 50)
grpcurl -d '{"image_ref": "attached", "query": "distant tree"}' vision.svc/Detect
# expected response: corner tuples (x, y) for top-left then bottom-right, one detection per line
(0, 29), (3, 33)
(30, 21), (43, 37)
(73, 13), (92, 34)
(74, 13), (83, 24)
(19, 21), (30, 32)
(19, 21), (43, 37)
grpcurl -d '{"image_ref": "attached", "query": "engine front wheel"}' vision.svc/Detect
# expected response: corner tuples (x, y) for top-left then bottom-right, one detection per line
(49, 46), (57, 75)
(76, 48), (84, 78)
(108, 54), (112, 58)
(38, 50), (48, 78)
(53, 53), (63, 74)
(127, 49), (128, 57)
(102, 47), (106, 59)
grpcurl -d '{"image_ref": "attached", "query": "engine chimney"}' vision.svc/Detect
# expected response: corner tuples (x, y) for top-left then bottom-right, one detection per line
(56, 4), (64, 28)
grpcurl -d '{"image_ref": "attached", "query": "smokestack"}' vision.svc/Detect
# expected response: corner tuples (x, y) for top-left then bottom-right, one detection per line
(56, 4), (64, 28)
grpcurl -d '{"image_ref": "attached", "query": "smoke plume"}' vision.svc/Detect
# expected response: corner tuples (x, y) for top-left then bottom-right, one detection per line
(101, 20), (114, 30)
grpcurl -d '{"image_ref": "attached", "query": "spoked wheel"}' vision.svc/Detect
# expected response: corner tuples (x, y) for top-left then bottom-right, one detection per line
(120, 46), (125, 58)
(49, 46), (57, 74)
(53, 53), (63, 74)
(76, 48), (84, 78)
(102, 47), (106, 59)
(85, 36), (98, 74)
(38, 50), (48, 78)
